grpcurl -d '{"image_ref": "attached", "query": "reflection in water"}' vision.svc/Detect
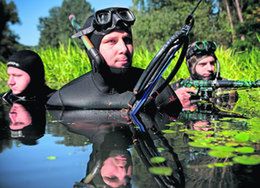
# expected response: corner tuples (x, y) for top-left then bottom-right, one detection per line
(49, 108), (185, 188)
(1, 101), (46, 146)
(50, 109), (133, 188)
(130, 112), (185, 187)
(0, 93), (259, 187)
(176, 102), (260, 188)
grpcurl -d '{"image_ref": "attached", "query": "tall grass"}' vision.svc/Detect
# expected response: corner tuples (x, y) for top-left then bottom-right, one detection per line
(0, 44), (259, 93)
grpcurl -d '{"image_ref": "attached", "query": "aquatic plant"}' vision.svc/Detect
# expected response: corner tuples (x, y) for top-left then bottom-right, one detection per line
(0, 43), (259, 92)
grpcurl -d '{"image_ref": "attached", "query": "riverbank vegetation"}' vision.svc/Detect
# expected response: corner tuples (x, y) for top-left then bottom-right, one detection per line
(0, 43), (259, 92)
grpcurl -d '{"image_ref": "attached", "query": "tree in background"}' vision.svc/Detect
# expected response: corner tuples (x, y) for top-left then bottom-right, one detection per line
(132, 0), (259, 51)
(0, 0), (21, 62)
(38, 0), (94, 48)
(132, 0), (231, 50)
(228, 0), (260, 50)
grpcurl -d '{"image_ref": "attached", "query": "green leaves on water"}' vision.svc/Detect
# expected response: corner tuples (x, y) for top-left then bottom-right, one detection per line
(211, 145), (236, 152)
(47, 156), (57, 160)
(148, 167), (173, 176)
(234, 132), (250, 142)
(233, 155), (260, 165)
(235, 146), (254, 154)
(208, 150), (235, 158)
(150, 156), (166, 164)
(188, 141), (214, 148)
(162, 129), (176, 134)
(208, 146), (255, 159)
(207, 162), (233, 168)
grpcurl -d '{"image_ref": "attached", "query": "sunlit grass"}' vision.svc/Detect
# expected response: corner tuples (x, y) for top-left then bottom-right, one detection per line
(0, 43), (259, 93)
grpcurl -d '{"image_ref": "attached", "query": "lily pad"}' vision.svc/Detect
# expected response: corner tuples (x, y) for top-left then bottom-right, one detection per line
(189, 141), (214, 148)
(233, 155), (260, 165)
(47, 156), (57, 160)
(207, 162), (233, 168)
(234, 132), (250, 142)
(235, 147), (254, 154)
(156, 147), (165, 152)
(150, 156), (166, 164)
(210, 145), (236, 152)
(148, 167), (173, 176)
(208, 150), (234, 158)
(162, 129), (176, 134)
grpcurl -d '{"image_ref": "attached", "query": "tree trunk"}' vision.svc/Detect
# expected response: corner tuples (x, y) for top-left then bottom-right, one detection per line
(234, 0), (244, 23)
(234, 0), (245, 40)
(223, 0), (236, 42)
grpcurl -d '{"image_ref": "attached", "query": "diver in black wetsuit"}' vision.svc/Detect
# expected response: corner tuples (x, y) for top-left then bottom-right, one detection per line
(1, 50), (55, 104)
(47, 7), (181, 111)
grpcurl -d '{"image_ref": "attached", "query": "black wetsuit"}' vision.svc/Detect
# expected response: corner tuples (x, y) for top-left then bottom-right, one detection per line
(2, 86), (55, 104)
(47, 67), (181, 110)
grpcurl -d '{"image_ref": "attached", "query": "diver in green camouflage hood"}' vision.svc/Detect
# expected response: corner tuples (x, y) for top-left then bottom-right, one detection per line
(172, 40), (237, 110)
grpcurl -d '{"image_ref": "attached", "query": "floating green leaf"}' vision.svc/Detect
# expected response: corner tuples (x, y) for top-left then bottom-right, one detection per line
(235, 147), (254, 154)
(150, 156), (166, 164)
(148, 167), (173, 176)
(207, 162), (233, 168)
(234, 132), (250, 142)
(189, 141), (214, 148)
(249, 132), (260, 142)
(208, 150), (234, 158)
(157, 147), (165, 153)
(47, 156), (57, 160)
(225, 142), (239, 147)
(162, 129), (176, 134)
(233, 155), (260, 165)
(210, 145), (236, 152)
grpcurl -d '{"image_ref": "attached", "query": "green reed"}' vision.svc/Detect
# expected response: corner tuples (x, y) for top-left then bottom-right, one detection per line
(0, 44), (259, 93)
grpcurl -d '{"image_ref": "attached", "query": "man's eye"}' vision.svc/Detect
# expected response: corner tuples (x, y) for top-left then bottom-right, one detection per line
(108, 40), (116, 44)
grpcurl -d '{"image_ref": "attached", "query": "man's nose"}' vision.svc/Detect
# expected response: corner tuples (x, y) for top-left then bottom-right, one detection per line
(117, 40), (128, 53)
(206, 63), (214, 72)
(8, 76), (15, 85)
(116, 166), (128, 180)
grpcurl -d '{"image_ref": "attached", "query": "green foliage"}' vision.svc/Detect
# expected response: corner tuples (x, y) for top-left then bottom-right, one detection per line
(0, 0), (21, 61)
(148, 166), (173, 176)
(233, 155), (260, 165)
(38, 0), (94, 48)
(37, 41), (91, 89)
(132, 0), (258, 50)
(0, 43), (259, 93)
(230, 0), (260, 50)
(132, 0), (232, 50)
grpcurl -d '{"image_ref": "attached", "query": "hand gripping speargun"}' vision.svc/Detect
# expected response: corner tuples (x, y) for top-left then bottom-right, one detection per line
(128, 0), (203, 132)
(180, 79), (260, 101)
(68, 14), (102, 72)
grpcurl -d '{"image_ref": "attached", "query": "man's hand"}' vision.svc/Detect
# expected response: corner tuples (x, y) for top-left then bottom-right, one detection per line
(175, 87), (197, 109)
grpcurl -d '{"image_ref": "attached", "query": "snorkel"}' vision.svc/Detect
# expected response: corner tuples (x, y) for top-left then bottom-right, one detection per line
(69, 14), (102, 73)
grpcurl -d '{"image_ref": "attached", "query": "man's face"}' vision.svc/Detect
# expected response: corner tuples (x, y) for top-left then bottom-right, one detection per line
(7, 67), (31, 95)
(9, 103), (32, 130)
(99, 31), (133, 69)
(194, 56), (216, 80)
(101, 154), (132, 187)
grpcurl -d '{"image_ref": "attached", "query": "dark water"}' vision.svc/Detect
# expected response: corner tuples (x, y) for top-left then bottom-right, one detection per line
(0, 92), (259, 188)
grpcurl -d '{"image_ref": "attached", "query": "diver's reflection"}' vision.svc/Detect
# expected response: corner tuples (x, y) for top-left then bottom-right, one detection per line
(9, 103), (32, 131)
(50, 110), (133, 188)
(8, 102), (46, 145)
(82, 129), (133, 188)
